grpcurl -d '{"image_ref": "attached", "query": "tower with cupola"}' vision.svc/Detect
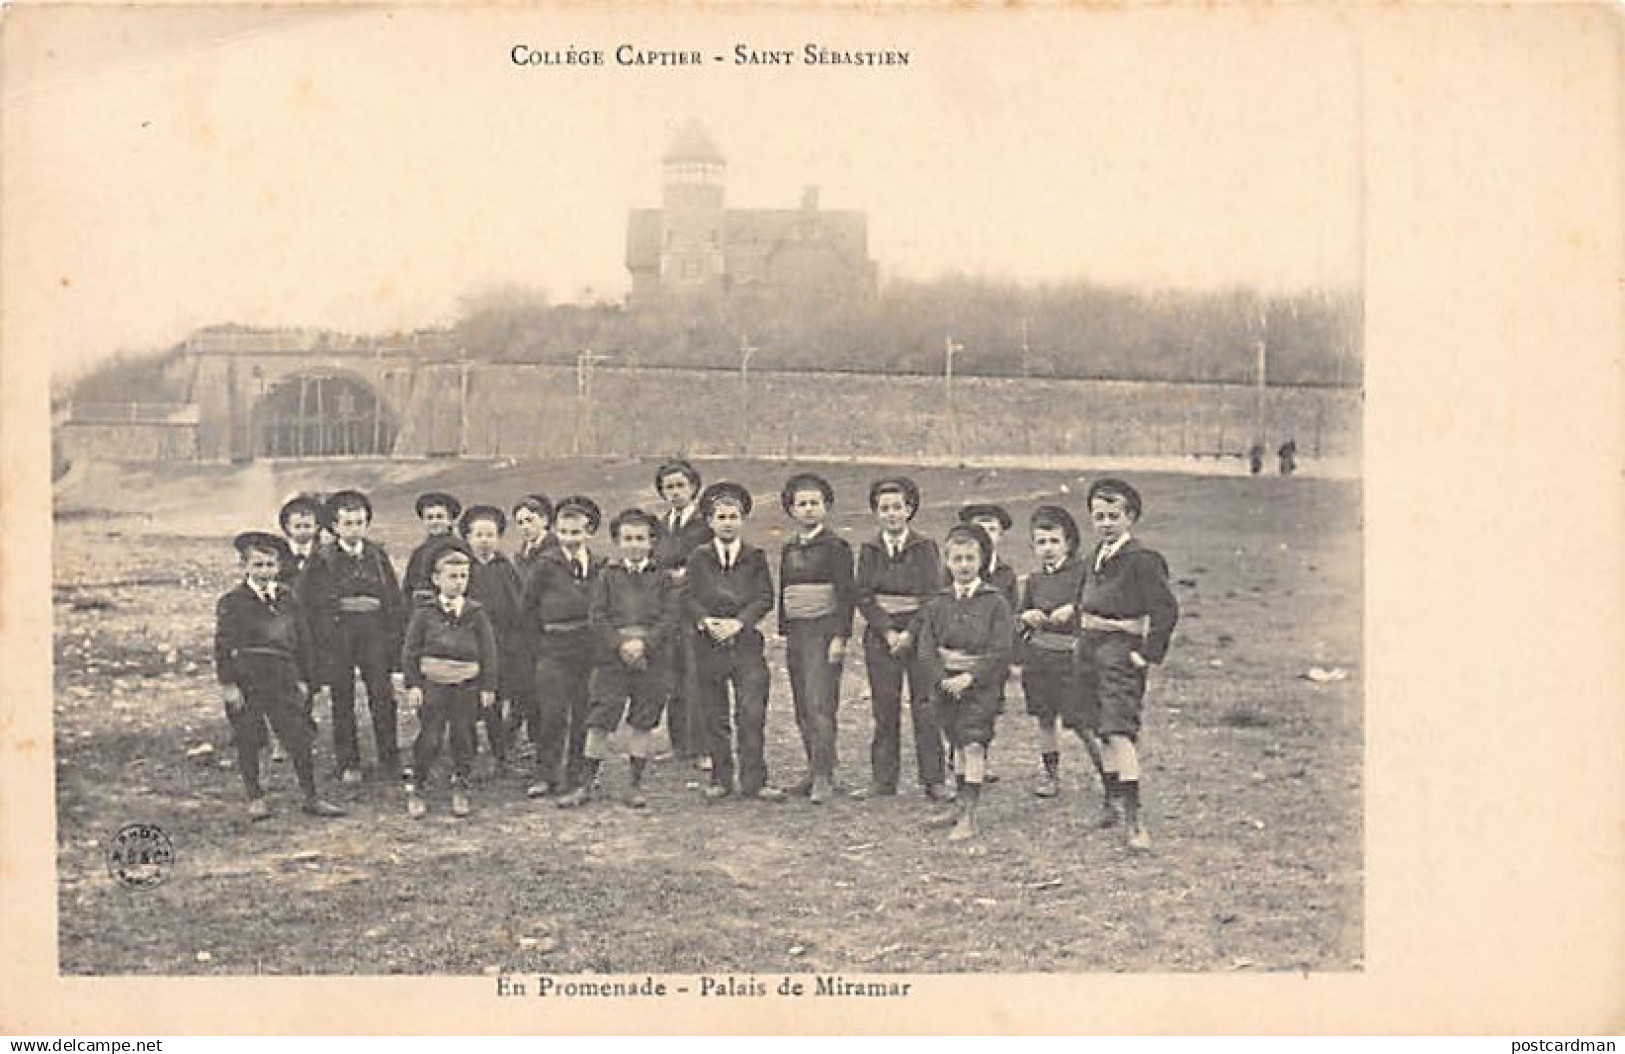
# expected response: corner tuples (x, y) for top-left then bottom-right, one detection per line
(659, 121), (727, 292)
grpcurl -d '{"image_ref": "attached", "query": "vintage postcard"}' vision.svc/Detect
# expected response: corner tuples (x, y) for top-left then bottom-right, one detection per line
(1, 1), (1619, 1036)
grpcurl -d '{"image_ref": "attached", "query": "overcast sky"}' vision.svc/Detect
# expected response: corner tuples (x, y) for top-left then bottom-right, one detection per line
(7, 6), (1362, 377)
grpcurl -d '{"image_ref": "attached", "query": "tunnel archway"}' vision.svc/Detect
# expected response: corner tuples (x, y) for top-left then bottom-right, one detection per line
(252, 372), (398, 458)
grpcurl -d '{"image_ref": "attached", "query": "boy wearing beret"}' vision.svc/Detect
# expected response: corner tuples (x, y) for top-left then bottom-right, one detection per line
(1075, 478), (1180, 852)
(1017, 505), (1106, 799)
(249, 492), (326, 765)
(460, 505), (528, 775)
(402, 543), (498, 819)
(403, 492), (464, 605)
(778, 473), (855, 804)
(521, 495), (604, 798)
(303, 489), (407, 783)
(565, 509), (679, 808)
(214, 531), (345, 820)
(650, 459), (714, 768)
(685, 482), (782, 802)
(916, 522), (1015, 841)
(958, 502), (1020, 766)
(958, 504), (1018, 610)
(277, 493), (326, 592)
(853, 477), (950, 802)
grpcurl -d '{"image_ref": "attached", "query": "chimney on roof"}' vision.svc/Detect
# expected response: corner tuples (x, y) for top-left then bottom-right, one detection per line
(801, 186), (819, 212)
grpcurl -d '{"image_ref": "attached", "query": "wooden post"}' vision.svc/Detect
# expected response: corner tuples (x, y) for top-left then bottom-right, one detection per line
(1254, 302), (1268, 448)
(373, 354), (385, 456)
(458, 358), (471, 456)
(574, 349), (587, 455)
(739, 335), (758, 455)
(296, 375), (308, 459)
(313, 375), (325, 457)
(225, 357), (241, 461)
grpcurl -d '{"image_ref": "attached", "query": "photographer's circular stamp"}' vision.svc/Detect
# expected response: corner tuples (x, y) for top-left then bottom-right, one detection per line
(106, 823), (174, 889)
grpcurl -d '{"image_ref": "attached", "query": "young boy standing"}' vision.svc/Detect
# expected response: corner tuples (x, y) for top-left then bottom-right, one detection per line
(459, 505), (527, 774)
(568, 509), (679, 809)
(958, 504), (1018, 610)
(650, 459), (713, 767)
(401, 542), (499, 819)
(521, 495), (603, 798)
(684, 482), (782, 802)
(777, 472), (855, 804)
(508, 493), (555, 752)
(958, 503), (1019, 745)
(915, 522), (1015, 841)
(511, 494), (557, 588)
(1016, 505), (1106, 798)
(277, 493), (326, 589)
(1075, 478), (1179, 852)
(213, 531), (346, 820)
(257, 491), (325, 764)
(853, 477), (949, 802)
(303, 489), (407, 783)
(403, 492), (464, 605)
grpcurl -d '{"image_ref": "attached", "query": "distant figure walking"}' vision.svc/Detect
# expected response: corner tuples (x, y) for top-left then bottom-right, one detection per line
(1278, 438), (1298, 476)
(1248, 443), (1265, 476)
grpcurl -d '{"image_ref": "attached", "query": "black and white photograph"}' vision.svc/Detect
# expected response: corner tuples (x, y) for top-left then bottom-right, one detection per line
(2, 0), (1620, 1037)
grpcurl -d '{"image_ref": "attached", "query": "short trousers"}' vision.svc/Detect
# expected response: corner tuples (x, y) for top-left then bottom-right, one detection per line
(1075, 632), (1147, 738)
(585, 661), (668, 733)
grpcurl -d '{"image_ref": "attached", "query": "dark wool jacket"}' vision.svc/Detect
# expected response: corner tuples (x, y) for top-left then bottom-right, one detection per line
(521, 545), (605, 657)
(403, 534), (460, 604)
(777, 528), (856, 638)
(467, 552), (529, 696)
(682, 540), (775, 649)
(467, 552), (524, 634)
(589, 562), (680, 664)
(214, 581), (317, 687)
(513, 533), (560, 590)
(855, 530), (946, 637)
(986, 557), (1020, 612)
(914, 582), (1016, 692)
(401, 598), (499, 692)
(279, 540), (324, 599)
(301, 538), (407, 670)
(1077, 538), (1180, 664)
(651, 507), (713, 573)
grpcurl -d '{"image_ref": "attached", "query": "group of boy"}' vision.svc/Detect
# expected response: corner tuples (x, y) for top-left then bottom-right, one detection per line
(213, 460), (1178, 849)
